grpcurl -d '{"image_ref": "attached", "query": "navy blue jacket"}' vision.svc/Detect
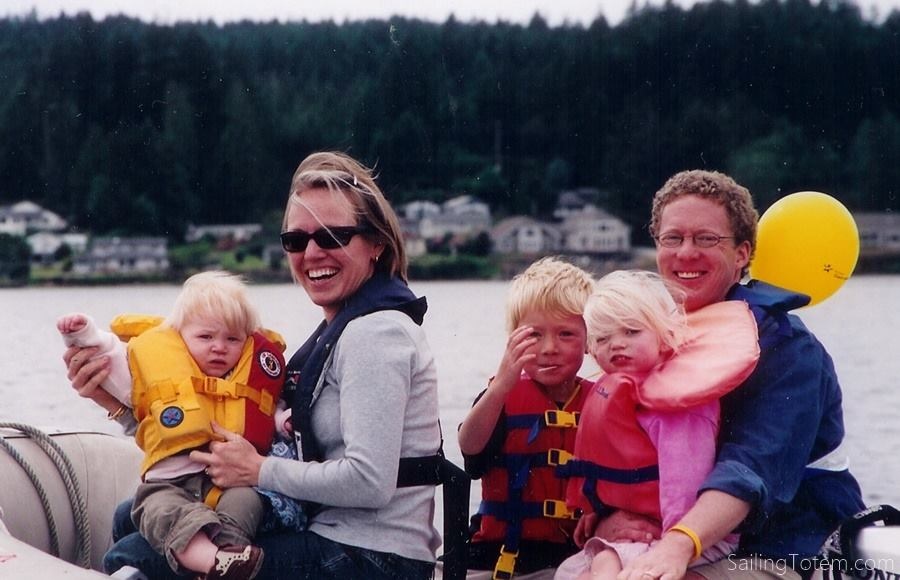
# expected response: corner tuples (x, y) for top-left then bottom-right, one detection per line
(701, 281), (864, 557)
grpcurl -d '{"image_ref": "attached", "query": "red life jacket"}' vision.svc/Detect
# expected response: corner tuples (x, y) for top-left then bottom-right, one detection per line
(564, 374), (661, 519)
(473, 375), (591, 549)
(562, 300), (761, 519)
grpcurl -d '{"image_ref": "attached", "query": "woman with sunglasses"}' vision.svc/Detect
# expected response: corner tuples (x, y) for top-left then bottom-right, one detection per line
(64, 151), (442, 579)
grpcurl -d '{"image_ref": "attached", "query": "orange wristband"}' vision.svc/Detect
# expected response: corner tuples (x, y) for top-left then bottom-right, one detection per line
(669, 524), (702, 561)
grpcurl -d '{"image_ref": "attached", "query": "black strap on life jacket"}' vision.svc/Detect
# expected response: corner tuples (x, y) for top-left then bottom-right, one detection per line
(556, 459), (659, 520)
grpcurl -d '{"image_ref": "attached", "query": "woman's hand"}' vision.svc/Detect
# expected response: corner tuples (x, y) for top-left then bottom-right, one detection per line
(63, 345), (119, 412)
(594, 509), (661, 543)
(190, 423), (266, 488)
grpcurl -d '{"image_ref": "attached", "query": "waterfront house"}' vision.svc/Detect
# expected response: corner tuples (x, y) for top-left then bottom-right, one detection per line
(417, 195), (492, 240)
(26, 232), (89, 264)
(491, 216), (563, 255)
(560, 205), (631, 255)
(72, 237), (169, 276)
(400, 200), (441, 221)
(553, 188), (602, 220)
(854, 212), (900, 254)
(0, 201), (67, 236)
(185, 223), (262, 244)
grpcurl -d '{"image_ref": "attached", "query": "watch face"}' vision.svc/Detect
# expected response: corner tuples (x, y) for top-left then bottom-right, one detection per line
(160, 406), (185, 428)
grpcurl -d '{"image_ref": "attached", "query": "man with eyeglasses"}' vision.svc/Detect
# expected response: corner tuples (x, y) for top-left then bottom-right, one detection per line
(592, 170), (864, 580)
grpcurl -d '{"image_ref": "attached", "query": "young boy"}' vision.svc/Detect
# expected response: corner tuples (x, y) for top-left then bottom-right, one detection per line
(58, 270), (286, 580)
(458, 257), (595, 579)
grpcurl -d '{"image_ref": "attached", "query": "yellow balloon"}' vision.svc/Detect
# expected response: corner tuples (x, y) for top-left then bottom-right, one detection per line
(750, 191), (859, 306)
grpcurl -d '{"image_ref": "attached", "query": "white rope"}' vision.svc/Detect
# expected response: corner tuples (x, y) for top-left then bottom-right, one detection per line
(0, 423), (93, 568)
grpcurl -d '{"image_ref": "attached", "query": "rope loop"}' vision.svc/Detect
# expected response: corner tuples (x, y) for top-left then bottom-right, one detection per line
(0, 422), (93, 568)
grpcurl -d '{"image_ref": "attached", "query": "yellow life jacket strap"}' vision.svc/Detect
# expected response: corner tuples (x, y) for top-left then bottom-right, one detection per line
(204, 485), (224, 509)
(145, 381), (180, 405)
(188, 376), (276, 416)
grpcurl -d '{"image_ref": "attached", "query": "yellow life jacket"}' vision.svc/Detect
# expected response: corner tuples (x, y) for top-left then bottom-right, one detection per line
(110, 314), (286, 475)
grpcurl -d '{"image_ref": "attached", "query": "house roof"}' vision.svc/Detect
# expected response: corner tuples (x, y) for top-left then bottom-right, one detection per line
(491, 216), (543, 237)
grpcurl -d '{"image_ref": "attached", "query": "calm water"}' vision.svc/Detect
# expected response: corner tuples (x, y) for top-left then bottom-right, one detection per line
(1, 277), (898, 514)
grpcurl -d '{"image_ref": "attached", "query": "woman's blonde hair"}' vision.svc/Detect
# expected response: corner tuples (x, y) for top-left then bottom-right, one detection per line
(165, 270), (261, 336)
(585, 270), (686, 353)
(284, 151), (408, 281)
(505, 257), (595, 333)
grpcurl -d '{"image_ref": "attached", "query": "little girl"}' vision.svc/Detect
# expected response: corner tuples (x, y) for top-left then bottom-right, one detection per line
(555, 270), (759, 580)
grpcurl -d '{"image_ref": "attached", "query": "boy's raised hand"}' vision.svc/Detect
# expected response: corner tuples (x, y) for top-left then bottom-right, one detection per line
(490, 325), (538, 395)
(458, 324), (540, 455)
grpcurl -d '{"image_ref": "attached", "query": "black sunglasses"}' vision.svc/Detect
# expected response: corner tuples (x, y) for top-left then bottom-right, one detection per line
(280, 225), (371, 253)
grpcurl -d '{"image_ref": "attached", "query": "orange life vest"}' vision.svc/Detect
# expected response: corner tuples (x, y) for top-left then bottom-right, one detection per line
(564, 373), (661, 519)
(562, 300), (760, 518)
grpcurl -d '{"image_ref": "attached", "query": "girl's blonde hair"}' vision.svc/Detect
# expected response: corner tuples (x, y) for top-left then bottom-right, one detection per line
(585, 270), (686, 353)
(506, 257), (595, 333)
(165, 270), (261, 336)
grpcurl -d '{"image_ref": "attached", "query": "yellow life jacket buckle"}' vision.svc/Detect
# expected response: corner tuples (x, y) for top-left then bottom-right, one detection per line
(543, 499), (581, 520)
(544, 409), (579, 428)
(196, 376), (220, 395)
(492, 545), (518, 580)
(547, 448), (573, 466)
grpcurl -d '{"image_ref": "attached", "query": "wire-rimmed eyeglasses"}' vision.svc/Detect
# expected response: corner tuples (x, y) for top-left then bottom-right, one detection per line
(654, 233), (735, 248)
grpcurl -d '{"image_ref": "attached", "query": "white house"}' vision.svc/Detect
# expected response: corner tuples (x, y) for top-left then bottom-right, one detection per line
(553, 188), (601, 221)
(26, 232), (89, 263)
(400, 200), (441, 221)
(855, 212), (900, 253)
(491, 216), (562, 255)
(185, 224), (262, 243)
(417, 195), (492, 239)
(73, 237), (169, 275)
(0, 201), (67, 236)
(560, 205), (631, 254)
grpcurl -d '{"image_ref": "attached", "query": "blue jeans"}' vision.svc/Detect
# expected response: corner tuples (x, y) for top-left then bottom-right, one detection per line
(105, 499), (435, 579)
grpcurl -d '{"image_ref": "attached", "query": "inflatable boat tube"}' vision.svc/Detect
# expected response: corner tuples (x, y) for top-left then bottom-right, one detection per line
(0, 425), (141, 573)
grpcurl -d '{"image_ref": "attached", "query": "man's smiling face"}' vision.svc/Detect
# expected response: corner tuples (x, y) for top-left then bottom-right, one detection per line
(655, 195), (750, 312)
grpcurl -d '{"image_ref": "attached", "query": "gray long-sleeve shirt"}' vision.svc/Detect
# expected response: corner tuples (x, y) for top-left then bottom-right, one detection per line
(259, 310), (443, 562)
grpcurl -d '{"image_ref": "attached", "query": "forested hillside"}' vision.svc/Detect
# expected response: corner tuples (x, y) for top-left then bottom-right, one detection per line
(2, 0), (898, 242)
